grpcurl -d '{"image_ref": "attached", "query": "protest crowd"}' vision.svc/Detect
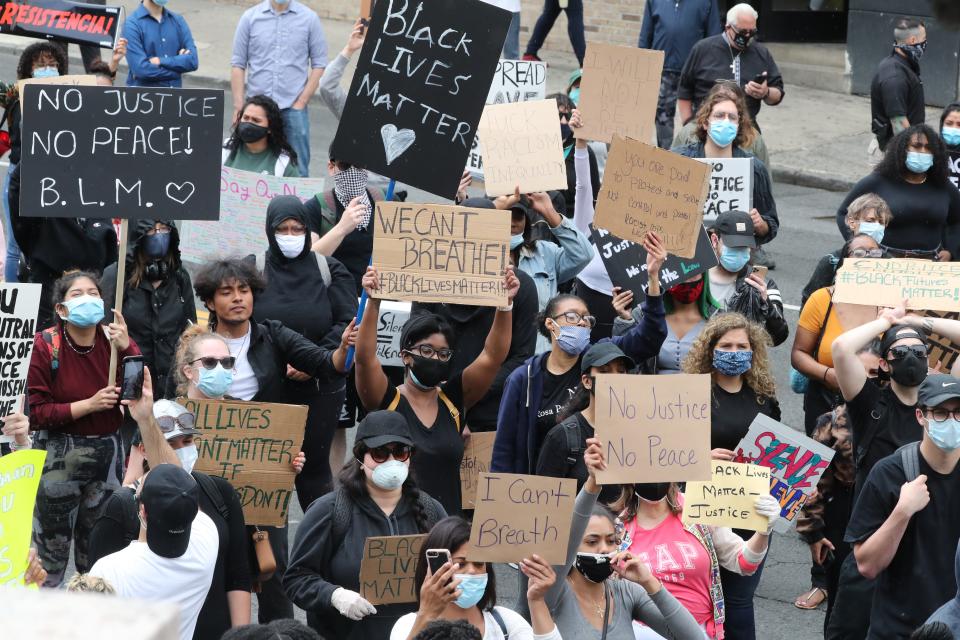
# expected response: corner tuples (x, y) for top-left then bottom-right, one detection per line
(7, 2), (960, 640)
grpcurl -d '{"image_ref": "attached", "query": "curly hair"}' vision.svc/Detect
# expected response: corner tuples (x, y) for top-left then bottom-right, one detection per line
(875, 124), (950, 187)
(173, 324), (230, 397)
(682, 311), (776, 401)
(845, 192), (892, 226)
(693, 82), (756, 149)
(193, 258), (266, 330)
(227, 95), (298, 164)
(65, 573), (115, 595)
(16, 42), (68, 81)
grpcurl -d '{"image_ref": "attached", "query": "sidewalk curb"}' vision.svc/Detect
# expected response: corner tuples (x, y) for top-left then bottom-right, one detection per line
(770, 165), (855, 193)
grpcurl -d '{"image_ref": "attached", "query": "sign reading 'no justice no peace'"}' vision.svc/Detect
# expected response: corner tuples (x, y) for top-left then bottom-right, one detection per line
(20, 85), (224, 220)
(332, 0), (511, 199)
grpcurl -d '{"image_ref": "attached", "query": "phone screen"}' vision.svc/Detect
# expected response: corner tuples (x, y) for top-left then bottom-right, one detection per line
(121, 357), (144, 400)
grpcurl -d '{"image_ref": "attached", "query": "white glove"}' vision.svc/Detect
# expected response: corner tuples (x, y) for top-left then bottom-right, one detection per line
(331, 587), (377, 620)
(754, 494), (782, 533)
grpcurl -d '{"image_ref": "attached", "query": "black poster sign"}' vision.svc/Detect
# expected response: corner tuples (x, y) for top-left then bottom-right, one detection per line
(0, 1), (122, 48)
(949, 151), (960, 189)
(332, 0), (511, 199)
(20, 85), (224, 220)
(590, 224), (718, 300)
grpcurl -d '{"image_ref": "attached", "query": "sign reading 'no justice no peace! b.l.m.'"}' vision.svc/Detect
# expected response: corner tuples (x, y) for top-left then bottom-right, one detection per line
(332, 0), (511, 199)
(20, 85), (224, 220)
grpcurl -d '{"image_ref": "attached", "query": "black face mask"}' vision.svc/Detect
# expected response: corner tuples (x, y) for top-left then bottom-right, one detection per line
(407, 354), (452, 389)
(634, 482), (671, 502)
(730, 27), (756, 49)
(237, 122), (269, 144)
(887, 352), (928, 387)
(575, 552), (614, 583)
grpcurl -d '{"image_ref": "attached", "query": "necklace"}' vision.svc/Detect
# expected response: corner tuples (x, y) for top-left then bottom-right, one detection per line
(64, 326), (96, 355)
(575, 585), (606, 617)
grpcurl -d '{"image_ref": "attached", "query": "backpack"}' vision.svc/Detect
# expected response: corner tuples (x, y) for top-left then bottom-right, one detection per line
(255, 252), (331, 287)
(193, 471), (230, 521)
(386, 387), (461, 432)
(316, 186), (387, 236)
(490, 608), (510, 639)
(561, 418), (584, 477)
(40, 326), (61, 381)
(330, 485), (445, 541)
(899, 441), (921, 482)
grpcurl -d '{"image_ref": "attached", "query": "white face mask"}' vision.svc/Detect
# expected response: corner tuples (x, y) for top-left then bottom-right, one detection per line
(275, 233), (305, 258)
(175, 444), (199, 474)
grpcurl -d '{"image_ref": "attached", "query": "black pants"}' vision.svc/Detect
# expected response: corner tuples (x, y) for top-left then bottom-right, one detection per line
(825, 552), (874, 640)
(573, 279), (615, 343)
(290, 383), (347, 511)
(252, 522), (293, 622)
(52, 0), (107, 73)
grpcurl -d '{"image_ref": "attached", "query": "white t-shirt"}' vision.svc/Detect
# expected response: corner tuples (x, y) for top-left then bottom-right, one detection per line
(89, 511), (219, 640)
(481, 0), (521, 12)
(391, 607), (561, 640)
(225, 326), (259, 400)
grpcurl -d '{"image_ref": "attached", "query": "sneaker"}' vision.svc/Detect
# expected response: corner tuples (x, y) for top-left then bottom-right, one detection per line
(751, 246), (776, 270)
(522, 54), (542, 62)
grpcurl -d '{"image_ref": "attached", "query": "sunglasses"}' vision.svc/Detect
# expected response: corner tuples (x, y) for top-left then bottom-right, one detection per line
(368, 444), (412, 463)
(887, 345), (928, 360)
(191, 356), (236, 370)
(157, 413), (196, 433)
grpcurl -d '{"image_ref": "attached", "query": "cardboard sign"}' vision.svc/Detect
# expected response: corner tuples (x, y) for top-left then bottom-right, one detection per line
(0, 1), (122, 48)
(682, 461), (770, 532)
(377, 300), (412, 367)
(371, 202), (510, 306)
(460, 431), (496, 509)
(0, 284), (40, 429)
(575, 44), (663, 144)
(478, 99), (566, 196)
(469, 472), (575, 564)
(20, 85), (224, 220)
(833, 258), (960, 313)
(733, 414), (835, 533)
(358, 534), (426, 605)
(924, 310), (960, 370)
(696, 158), (753, 221)
(331, 0), (511, 199)
(593, 374), (712, 484)
(360, 0), (375, 20)
(591, 224), (717, 302)
(179, 398), (307, 526)
(595, 137), (710, 259)
(0, 449), (46, 587)
(16, 73), (96, 98)
(179, 166), (326, 263)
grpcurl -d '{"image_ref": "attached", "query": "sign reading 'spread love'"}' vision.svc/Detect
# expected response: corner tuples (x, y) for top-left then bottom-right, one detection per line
(0, 1), (122, 48)
(371, 202), (510, 306)
(833, 258), (960, 313)
(332, 0), (511, 199)
(20, 85), (224, 220)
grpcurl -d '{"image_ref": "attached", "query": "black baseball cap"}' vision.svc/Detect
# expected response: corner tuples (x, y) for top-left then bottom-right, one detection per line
(713, 210), (756, 248)
(461, 197), (496, 210)
(140, 463), (199, 559)
(919, 374), (960, 408)
(581, 342), (636, 373)
(356, 410), (414, 449)
(879, 325), (926, 357)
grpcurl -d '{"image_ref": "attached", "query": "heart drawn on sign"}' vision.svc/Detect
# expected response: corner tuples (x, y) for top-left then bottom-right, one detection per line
(380, 124), (416, 165)
(166, 181), (196, 205)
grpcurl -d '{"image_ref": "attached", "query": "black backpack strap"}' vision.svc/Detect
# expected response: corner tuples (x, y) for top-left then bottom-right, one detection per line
(563, 419), (583, 475)
(854, 394), (889, 470)
(899, 441), (921, 482)
(332, 487), (352, 541)
(193, 472), (230, 521)
(490, 607), (509, 640)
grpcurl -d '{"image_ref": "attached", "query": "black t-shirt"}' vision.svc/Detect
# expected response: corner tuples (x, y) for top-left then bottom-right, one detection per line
(536, 361), (581, 446)
(710, 383), (781, 451)
(846, 382), (921, 492)
(870, 51), (925, 149)
(844, 449), (960, 639)
(379, 375), (466, 516)
(536, 412), (620, 503)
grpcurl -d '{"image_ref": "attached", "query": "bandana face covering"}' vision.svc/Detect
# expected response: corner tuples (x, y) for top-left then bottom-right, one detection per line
(333, 167), (372, 229)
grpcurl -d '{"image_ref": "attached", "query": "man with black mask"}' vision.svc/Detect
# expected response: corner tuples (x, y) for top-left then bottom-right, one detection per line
(870, 17), (927, 151)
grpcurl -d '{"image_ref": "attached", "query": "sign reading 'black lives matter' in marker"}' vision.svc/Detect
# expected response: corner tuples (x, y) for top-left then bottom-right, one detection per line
(20, 85), (224, 220)
(332, 0), (511, 199)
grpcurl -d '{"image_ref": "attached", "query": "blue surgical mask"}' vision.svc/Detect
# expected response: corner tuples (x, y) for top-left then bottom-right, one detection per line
(857, 221), (885, 244)
(143, 232), (171, 259)
(371, 459), (408, 490)
(554, 324), (591, 355)
(943, 127), (960, 147)
(569, 88), (581, 106)
(454, 573), (488, 609)
(928, 417), (960, 451)
(32, 66), (59, 79)
(510, 234), (524, 250)
(197, 364), (233, 399)
(905, 151), (934, 174)
(153, 0), (169, 6)
(61, 295), (105, 328)
(708, 120), (738, 148)
(719, 245), (751, 272)
(175, 444), (198, 474)
(713, 349), (753, 376)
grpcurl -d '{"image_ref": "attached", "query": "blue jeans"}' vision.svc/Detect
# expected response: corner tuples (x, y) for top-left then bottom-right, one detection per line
(503, 12), (521, 60)
(525, 0), (585, 66)
(281, 106), (311, 177)
(3, 162), (19, 282)
(720, 548), (768, 640)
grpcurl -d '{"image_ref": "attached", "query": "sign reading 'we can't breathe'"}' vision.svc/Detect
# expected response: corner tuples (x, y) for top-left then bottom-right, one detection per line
(20, 85), (224, 220)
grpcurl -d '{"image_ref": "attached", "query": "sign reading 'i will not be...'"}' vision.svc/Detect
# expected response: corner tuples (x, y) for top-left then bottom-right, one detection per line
(332, 0), (511, 200)
(20, 85), (224, 220)
(595, 137), (710, 259)
(371, 202), (510, 307)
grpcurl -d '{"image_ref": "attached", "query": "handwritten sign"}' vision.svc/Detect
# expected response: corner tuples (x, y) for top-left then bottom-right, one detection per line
(332, 0), (511, 199)
(0, 1), (122, 48)
(575, 44), (663, 144)
(469, 472), (575, 564)
(591, 224), (717, 302)
(358, 534), (426, 605)
(949, 151), (960, 189)
(376, 300), (411, 367)
(733, 414), (835, 533)
(0, 449), (46, 587)
(593, 373), (711, 484)
(833, 258), (960, 313)
(478, 99), (566, 196)
(924, 310), (960, 370)
(0, 284), (39, 427)
(682, 462), (770, 532)
(696, 158), (753, 221)
(460, 431), (496, 509)
(179, 398), (307, 526)
(371, 202), (510, 306)
(16, 73), (96, 98)
(179, 166), (326, 264)
(595, 137), (710, 259)
(20, 85), (224, 220)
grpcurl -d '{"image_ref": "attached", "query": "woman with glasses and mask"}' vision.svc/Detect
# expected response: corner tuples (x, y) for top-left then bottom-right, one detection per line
(285, 411), (447, 640)
(354, 266), (520, 516)
(223, 94), (299, 177)
(492, 233), (668, 476)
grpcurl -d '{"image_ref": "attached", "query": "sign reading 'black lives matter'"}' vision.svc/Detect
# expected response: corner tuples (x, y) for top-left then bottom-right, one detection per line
(20, 85), (224, 220)
(332, 0), (511, 199)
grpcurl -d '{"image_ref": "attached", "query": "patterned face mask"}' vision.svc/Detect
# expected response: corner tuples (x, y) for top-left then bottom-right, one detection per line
(333, 166), (372, 229)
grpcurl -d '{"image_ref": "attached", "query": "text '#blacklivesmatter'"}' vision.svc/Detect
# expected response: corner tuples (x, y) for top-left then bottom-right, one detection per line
(332, 0), (511, 199)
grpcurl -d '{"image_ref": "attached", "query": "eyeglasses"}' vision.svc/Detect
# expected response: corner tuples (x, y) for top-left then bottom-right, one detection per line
(368, 444), (412, 463)
(926, 408), (960, 422)
(157, 413), (196, 433)
(552, 311), (597, 328)
(849, 249), (884, 258)
(887, 345), (928, 360)
(191, 356), (236, 370)
(732, 26), (758, 39)
(709, 111), (740, 123)
(403, 344), (454, 362)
